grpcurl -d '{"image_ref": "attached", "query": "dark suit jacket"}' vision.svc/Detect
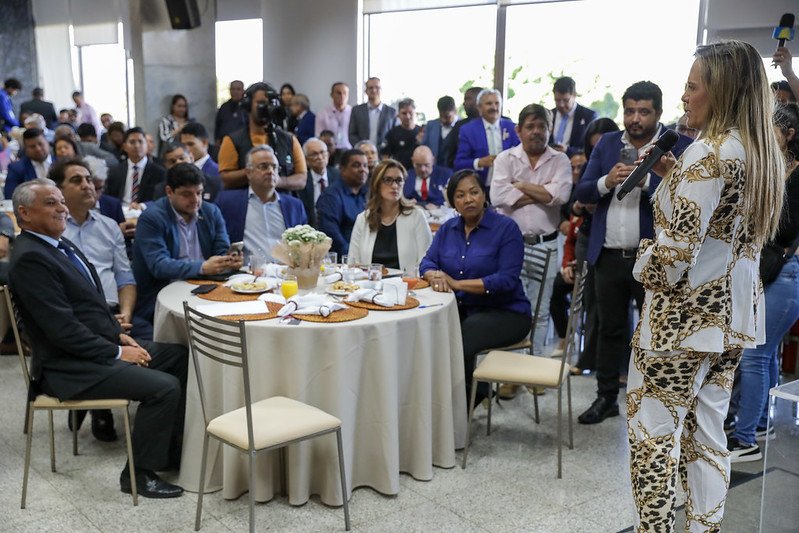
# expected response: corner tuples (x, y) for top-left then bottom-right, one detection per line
(297, 168), (341, 228)
(574, 127), (694, 264)
(9, 232), (124, 399)
(548, 103), (599, 157)
(98, 194), (125, 224)
(453, 117), (520, 186)
(4, 157), (39, 199)
(403, 166), (452, 207)
(422, 118), (458, 167)
(215, 188), (308, 243)
(20, 99), (58, 129)
(202, 172), (222, 203)
(294, 111), (316, 145)
(201, 157), (219, 177)
(348, 103), (397, 148)
(105, 159), (167, 204)
(132, 197), (231, 336)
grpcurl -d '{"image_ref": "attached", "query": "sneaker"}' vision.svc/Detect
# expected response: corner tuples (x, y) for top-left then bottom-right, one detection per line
(727, 437), (762, 463)
(724, 416), (737, 432)
(755, 425), (776, 442)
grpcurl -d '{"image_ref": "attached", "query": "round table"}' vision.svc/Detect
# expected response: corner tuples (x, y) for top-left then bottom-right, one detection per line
(154, 281), (467, 506)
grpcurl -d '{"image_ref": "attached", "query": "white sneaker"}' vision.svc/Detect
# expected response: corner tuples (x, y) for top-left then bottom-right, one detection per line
(755, 425), (776, 442)
(727, 437), (762, 463)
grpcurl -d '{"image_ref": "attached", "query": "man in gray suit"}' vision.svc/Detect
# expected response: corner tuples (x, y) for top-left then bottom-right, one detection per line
(348, 77), (396, 151)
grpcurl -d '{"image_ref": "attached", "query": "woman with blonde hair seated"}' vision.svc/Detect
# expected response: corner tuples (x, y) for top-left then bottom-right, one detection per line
(348, 159), (432, 270)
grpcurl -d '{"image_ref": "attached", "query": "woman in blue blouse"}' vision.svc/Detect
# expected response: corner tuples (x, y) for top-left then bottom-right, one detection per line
(420, 170), (531, 403)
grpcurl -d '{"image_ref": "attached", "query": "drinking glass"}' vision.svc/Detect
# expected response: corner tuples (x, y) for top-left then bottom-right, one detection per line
(402, 265), (420, 293)
(281, 274), (299, 299)
(368, 263), (383, 291)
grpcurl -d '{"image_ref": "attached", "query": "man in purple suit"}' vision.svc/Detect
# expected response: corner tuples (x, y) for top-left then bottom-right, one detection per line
(453, 88), (519, 191)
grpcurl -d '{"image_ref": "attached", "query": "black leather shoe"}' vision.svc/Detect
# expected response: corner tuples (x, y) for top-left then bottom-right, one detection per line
(578, 396), (620, 425)
(91, 410), (118, 442)
(67, 410), (88, 432)
(120, 468), (184, 499)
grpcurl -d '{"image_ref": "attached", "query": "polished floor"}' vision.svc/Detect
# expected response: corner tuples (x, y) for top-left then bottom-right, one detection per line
(0, 353), (791, 532)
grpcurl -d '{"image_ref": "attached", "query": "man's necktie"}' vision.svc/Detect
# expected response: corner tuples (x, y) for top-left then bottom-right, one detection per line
(487, 125), (499, 155)
(131, 165), (140, 203)
(555, 114), (569, 146)
(58, 241), (94, 286)
(320, 178), (327, 191)
(420, 177), (428, 201)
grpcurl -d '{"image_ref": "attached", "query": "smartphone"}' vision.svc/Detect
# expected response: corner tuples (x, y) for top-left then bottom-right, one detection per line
(620, 147), (637, 165)
(227, 241), (244, 256)
(190, 284), (217, 295)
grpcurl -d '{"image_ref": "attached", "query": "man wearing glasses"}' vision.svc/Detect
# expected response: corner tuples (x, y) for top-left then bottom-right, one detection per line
(298, 138), (341, 228)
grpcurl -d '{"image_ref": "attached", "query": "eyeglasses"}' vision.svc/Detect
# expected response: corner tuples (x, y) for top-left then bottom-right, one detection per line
(381, 177), (404, 185)
(306, 150), (328, 159)
(252, 163), (278, 172)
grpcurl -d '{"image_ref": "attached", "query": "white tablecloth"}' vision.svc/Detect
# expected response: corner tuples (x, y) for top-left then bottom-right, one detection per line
(154, 282), (466, 505)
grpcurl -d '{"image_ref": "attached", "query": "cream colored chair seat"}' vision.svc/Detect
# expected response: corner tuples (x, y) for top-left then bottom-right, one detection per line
(474, 351), (570, 388)
(32, 396), (130, 409)
(207, 396), (343, 450)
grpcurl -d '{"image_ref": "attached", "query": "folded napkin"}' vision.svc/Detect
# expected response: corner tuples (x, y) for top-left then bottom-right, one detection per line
(224, 273), (279, 289)
(324, 267), (367, 284)
(258, 293), (287, 305)
(346, 288), (396, 307)
(196, 300), (269, 317)
(277, 294), (346, 317)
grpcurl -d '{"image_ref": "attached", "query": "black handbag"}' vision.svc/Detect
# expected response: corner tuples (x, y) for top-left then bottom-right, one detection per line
(760, 237), (799, 285)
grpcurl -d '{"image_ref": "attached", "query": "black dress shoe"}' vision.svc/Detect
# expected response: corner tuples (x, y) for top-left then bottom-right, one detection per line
(577, 396), (620, 425)
(67, 410), (88, 432)
(120, 468), (184, 499)
(91, 410), (118, 442)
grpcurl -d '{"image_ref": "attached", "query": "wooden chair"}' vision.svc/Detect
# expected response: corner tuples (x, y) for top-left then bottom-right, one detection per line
(183, 302), (351, 533)
(4, 286), (138, 508)
(462, 261), (588, 478)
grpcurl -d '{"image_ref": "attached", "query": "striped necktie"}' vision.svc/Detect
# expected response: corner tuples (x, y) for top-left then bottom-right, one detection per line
(131, 165), (140, 203)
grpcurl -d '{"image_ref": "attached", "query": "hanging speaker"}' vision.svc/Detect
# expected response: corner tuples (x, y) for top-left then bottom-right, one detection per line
(165, 0), (201, 30)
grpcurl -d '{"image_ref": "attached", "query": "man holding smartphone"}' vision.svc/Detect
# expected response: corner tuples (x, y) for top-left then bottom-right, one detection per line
(573, 81), (694, 424)
(132, 163), (240, 339)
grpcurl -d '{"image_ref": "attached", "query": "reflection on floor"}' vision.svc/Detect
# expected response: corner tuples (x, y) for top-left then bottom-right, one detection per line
(0, 355), (793, 532)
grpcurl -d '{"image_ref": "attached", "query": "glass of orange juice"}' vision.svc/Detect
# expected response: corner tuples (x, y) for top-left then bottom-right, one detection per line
(281, 274), (299, 299)
(402, 266), (420, 293)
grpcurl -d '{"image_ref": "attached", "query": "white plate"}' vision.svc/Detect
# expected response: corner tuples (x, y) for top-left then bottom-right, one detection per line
(383, 268), (403, 278)
(325, 288), (353, 296)
(230, 285), (271, 294)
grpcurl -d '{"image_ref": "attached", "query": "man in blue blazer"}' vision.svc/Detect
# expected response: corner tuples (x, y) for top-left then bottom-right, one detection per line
(573, 81), (693, 425)
(4, 128), (52, 199)
(549, 77), (599, 157)
(289, 94), (316, 145)
(180, 122), (219, 178)
(216, 145), (307, 259)
(453, 88), (520, 188)
(348, 77), (397, 150)
(403, 145), (452, 207)
(421, 95), (459, 167)
(132, 163), (239, 339)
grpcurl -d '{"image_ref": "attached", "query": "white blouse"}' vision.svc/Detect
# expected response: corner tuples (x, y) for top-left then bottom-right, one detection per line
(348, 206), (432, 271)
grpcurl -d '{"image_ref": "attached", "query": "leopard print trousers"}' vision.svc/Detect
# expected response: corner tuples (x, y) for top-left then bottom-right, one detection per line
(626, 347), (741, 532)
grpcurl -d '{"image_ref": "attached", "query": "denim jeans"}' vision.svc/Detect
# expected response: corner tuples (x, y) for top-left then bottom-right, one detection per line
(733, 256), (799, 445)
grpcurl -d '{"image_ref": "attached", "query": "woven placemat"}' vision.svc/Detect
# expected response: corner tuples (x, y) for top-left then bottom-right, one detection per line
(413, 279), (430, 289)
(198, 286), (273, 302)
(293, 305), (368, 323)
(216, 302), (282, 322)
(346, 296), (419, 311)
(186, 279), (224, 286)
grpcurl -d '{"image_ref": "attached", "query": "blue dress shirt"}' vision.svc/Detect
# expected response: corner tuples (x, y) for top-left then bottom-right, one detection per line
(420, 209), (531, 318)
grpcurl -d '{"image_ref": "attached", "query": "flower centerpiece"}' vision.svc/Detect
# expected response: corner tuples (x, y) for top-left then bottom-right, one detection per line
(271, 225), (332, 289)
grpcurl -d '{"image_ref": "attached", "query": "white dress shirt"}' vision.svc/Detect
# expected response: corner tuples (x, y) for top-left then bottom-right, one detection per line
(194, 154), (210, 171)
(310, 169), (329, 203)
(368, 103), (383, 145)
(32, 155), (52, 180)
(123, 156), (148, 207)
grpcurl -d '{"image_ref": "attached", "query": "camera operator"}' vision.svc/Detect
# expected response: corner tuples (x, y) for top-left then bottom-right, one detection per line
(218, 82), (307, 191)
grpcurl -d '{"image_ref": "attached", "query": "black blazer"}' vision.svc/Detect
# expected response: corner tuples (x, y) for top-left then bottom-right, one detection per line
(105, 160), (167, 203)
(348, 103), (397, 148)
(548, 103), (599, 157)
(9, 232), (125, 400)
(20, 99), (58, 129)
(296, 168), (341, 228)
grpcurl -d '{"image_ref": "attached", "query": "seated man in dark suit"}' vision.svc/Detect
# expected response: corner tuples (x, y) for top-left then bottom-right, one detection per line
(161, 142), (221, 203)
(9, 178), (188, 498)
(4, 128), (52, 199)
(104, 127), (167, 208)
(549, 76), (599, 157)
(298, 138), (340, 228)
(132, 164), (240, 339)
(179, 122), (219, 178)
(316, 149), (369, 256)
(216, 145), (307, 261)
(403, 145), (452, 208)
(289, 94), (316, 145)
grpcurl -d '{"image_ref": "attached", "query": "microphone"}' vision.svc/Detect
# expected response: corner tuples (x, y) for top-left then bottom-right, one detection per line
(616, 130), (680, 201)
(773, 13), (795, 49)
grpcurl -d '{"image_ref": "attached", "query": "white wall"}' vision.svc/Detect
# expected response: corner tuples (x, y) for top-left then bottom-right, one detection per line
(705, 0), (798, 56)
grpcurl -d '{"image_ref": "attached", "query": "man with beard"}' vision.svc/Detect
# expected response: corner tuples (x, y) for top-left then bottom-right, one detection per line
(573, 81), (693, 424)
(490, 105), (572, 398)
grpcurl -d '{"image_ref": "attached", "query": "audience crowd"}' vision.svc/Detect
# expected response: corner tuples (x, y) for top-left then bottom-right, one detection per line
(0, 42), (797, 500)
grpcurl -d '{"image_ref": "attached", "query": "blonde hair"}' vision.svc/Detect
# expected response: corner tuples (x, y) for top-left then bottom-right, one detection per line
(694, 40), (785, 244)
(365, 159), (415, 232)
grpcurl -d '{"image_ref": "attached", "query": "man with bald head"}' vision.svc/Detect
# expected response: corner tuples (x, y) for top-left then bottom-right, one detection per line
(403, 145), (452, 208)
(298, 137), (341, 227)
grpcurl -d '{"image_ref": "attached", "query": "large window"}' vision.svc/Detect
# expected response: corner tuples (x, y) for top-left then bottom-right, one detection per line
(365, 5), (497, 123)
(76, 23), (130, 127)
(215, 19), (264, 107)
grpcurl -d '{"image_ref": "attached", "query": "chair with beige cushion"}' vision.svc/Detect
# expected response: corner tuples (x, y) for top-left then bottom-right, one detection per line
(183, 302), (351, 533)
(462, 261), (587, 478)
(4, 286), (138, 508)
